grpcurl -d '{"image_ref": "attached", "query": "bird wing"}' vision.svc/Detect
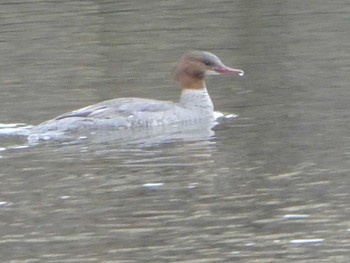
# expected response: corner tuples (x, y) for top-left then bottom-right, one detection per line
(54, 98), (175, 120)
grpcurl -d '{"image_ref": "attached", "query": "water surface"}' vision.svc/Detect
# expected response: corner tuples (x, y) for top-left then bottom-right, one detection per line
(0, 1), (349, 262)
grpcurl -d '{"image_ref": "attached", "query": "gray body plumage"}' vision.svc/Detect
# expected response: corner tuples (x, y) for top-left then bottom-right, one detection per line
(30, 88), (215, 136)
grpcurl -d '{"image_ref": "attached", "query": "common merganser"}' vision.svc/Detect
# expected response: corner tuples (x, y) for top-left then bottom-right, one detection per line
(29, 51), (244, 139)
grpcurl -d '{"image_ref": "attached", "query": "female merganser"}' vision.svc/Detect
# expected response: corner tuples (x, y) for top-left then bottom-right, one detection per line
(29, 51), (244, 139)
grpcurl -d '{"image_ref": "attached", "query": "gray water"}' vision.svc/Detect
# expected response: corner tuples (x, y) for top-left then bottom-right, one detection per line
(0, 1), (350, 262)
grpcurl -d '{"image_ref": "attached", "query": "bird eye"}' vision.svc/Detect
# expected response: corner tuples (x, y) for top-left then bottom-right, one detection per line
(203, 60), (212, 66)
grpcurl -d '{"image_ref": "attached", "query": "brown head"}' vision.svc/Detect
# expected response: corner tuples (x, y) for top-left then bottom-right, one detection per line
(174, 51), (244, 90)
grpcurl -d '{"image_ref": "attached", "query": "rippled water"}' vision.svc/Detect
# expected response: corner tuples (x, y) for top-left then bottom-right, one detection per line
(0, 1), (349, 262)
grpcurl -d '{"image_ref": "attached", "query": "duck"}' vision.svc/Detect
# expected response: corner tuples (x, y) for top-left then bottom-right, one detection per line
(29, 51), (244, 139)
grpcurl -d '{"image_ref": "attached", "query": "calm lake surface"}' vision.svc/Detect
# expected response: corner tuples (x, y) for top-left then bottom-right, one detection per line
(0, 1), (349, 262)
